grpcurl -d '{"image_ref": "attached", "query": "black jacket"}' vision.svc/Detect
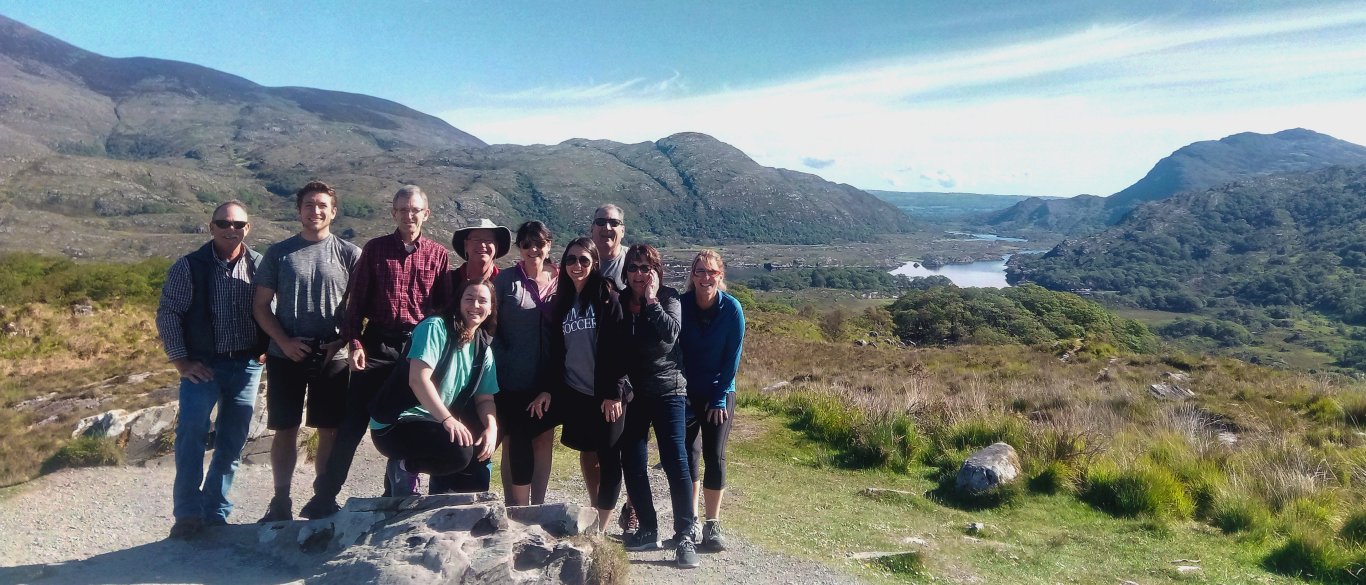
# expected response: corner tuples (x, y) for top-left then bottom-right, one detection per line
(548, 280), (630, 401)
(606, 286), (688, 399)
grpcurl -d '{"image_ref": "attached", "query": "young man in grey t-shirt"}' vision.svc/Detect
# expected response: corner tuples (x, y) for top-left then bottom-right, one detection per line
(253, 181), (361, 523)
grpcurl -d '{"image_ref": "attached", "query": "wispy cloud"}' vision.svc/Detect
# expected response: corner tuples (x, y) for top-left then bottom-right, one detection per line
(442, 4), (1366, 195)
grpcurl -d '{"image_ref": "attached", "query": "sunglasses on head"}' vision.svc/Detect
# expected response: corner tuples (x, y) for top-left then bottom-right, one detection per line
(567, 255), (592, 267)
(625, 263), (654, 274)
(593, 218), (623, 228)
(212, 220), (248, 229)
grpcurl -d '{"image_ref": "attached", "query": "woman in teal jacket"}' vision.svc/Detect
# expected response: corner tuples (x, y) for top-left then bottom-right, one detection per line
(679, 249), (745, 551)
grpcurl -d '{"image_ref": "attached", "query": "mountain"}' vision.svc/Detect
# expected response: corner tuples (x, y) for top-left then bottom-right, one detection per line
(1008, 165), (1366, 319)
(979, 129), (1366, 235)
(0, 14), (911, 258)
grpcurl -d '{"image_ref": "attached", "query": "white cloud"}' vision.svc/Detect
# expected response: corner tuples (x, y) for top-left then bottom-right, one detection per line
(441, 4), (1366, 195)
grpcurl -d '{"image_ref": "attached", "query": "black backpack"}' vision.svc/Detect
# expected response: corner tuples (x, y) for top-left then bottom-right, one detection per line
(368, 321), (491, 426)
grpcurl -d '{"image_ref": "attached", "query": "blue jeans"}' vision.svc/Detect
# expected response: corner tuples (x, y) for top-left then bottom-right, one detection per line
(621, 393), (695, 537)
(173, 356), (262, 521)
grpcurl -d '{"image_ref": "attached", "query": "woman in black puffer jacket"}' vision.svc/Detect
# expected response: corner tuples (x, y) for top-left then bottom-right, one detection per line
(611, 244), (699, 569)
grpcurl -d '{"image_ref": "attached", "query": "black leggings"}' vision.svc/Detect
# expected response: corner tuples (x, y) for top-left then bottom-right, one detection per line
(560, 390), (627, 510)
(370, 419), (475, 477)
(686, 392), (735, 491)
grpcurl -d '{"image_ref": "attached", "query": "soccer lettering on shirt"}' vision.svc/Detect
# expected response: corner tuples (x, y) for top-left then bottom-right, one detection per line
(562, 304), (598, 395)
(562, 305), (597, 335)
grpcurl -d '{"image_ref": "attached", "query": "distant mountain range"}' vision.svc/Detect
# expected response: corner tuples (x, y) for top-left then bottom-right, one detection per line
(981, 129), (1366, 235)
(0, 14), (912, 258)
(866, 191), (1056, 220)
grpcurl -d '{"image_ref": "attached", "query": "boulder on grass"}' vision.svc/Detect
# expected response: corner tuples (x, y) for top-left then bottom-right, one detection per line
(955, 442), (1021, 494)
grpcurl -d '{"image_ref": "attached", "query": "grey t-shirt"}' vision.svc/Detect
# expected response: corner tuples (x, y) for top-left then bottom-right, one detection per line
(257, 234), (361, 358)
(599, 252), (625, 292)
(561, 302), (597, 396)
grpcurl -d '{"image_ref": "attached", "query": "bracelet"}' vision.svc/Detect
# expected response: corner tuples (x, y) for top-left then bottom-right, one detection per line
(440, 414), (454, 424)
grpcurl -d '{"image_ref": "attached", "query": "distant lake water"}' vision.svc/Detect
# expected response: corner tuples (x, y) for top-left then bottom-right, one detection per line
(945, 232), (1028, 242)
(891, 257), (1011, 288)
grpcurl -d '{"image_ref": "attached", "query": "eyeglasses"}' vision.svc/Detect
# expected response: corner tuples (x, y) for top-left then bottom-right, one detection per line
(567, 255), (592, 267)
(625, 264), (654, 274)
(593, 218), (624, 228)
(212, 220), (248, 229)
(467, 238), (497, 247)
(393, 207), (427, 216)
(692, 268), (722, 278)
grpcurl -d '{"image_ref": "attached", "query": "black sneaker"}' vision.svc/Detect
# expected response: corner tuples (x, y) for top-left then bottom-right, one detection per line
(623, 527), (661, 551)
(702, 519), (727, 551)
(257, 495), (293, 523)
(300, 496), (341, 520)
(676, 534), (701, 569)
(168, 517), (204, 540)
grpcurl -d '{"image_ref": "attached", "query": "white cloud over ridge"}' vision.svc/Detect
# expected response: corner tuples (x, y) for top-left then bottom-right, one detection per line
(442, 4), (1366, 196)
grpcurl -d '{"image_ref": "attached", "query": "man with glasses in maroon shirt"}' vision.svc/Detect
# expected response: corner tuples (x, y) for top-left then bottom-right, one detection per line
(300, 185), (451, 518)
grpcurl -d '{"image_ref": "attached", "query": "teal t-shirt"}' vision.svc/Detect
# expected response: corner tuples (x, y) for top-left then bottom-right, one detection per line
(370, 316), (499, 429)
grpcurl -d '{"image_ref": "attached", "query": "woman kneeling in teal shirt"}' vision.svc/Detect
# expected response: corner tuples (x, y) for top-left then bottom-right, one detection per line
(370, 278), (500, 492)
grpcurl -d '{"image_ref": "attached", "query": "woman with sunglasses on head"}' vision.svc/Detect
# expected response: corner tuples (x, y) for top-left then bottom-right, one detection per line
(548, 237), (630, 532)
(491, 221), (560, 506)
(368, 278), (500, 493)
(613, 244), (700, 569)
(679, 250), (745, 551)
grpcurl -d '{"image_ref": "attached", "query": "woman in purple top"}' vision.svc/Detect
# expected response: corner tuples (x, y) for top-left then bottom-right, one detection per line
(492, 221), (560, 506)
(679, 250), (745, 551)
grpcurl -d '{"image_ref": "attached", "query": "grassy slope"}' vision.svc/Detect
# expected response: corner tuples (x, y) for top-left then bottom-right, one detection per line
(726, 408), (1292, 584)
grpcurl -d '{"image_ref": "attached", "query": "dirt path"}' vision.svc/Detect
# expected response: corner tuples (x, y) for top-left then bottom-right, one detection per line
(0, 432), (862, 584)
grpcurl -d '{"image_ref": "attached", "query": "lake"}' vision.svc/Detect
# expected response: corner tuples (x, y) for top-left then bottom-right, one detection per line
(891, 257), (1012, 288)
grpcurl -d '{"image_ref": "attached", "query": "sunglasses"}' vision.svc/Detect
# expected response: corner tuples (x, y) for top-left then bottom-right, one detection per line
(567, 255), (592, 267)
(519, 240), (549, 249)
(212, 220), (249, 229)
(692, 268), (722, 278)
(624, 264), (654, 274)
(593, 218), (624, 228)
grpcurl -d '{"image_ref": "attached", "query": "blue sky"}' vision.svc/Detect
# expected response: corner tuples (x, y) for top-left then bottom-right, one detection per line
(2, 1), (1364, 196)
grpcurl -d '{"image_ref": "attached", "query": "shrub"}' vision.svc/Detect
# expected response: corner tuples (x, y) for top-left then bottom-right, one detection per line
(1028, 460), (1076, 495)
(41, 436), (123, 473)
(1209, 490), (1272, 535)
(1339, 510), (1366, 546)
(584, 534), (629, 585)
(939, 415), (1028, 452)
(1264, 527), (1349, 581)
(1306, 396), (1347, 424)
(1082, 460), (1195, 522)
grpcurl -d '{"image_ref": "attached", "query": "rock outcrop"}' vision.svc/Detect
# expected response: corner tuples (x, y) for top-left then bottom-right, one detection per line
(256, 493), (599, 584)
(955, 442), (1021, 494)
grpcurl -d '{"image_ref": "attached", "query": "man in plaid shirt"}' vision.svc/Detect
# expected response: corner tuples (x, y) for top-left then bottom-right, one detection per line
(300, 185), (452, 519)
(157, 200), (267, 539)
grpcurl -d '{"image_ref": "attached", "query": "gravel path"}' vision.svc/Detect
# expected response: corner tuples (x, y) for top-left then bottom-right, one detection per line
(0, 433), (861, 584)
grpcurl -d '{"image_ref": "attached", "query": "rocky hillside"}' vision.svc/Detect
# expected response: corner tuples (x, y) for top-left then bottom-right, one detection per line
(0, 14), (911, 257)
(1007, 165), (1366, 370)
(981, 129), (1366, 236)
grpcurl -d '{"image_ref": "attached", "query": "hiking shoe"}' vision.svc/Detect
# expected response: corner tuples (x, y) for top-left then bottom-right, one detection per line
(675, 534), (701, 569)
(622, 527), (662, 551)
(300, 496), (341, 520)
(257, 495), (293, 523)
(387, 459), (421, 497)
(702, 519), (727, 551)
(168, 517), (204, 540)
(618, 502), (639, 533)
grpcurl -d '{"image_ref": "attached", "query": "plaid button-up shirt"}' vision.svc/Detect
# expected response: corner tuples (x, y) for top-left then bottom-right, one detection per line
(343, 232), (451, 349)
(156, 248), (258, 360)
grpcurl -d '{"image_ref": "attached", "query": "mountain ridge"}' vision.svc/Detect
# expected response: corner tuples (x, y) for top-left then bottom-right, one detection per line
(0, 14), (911, 257)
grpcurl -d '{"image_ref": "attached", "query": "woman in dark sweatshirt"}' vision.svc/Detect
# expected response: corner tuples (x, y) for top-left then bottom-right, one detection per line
(547, 237), (628, 532)
(613, 244), (699, 569)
